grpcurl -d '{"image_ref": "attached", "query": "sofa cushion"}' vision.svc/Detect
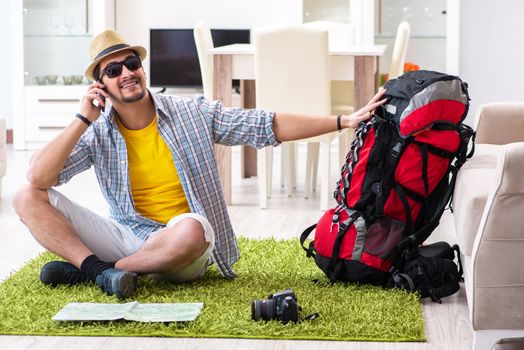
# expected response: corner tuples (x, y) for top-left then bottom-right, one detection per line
(461, 144), (500, 170)
(453, 145), (501, 256)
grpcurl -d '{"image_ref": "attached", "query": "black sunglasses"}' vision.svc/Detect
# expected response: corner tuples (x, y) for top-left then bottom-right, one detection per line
(99, 56), (142, 80)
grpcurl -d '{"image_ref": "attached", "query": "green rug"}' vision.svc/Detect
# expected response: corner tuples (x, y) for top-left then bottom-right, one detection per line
(0, 238), (425, 342)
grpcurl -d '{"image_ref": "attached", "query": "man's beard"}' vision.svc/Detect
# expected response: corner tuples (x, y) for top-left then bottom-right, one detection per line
(108, 79), (146, 104)
(121, 90), (146, 103)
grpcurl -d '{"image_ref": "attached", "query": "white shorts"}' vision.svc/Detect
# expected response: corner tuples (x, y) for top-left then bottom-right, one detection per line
(47, 188), (215, 282)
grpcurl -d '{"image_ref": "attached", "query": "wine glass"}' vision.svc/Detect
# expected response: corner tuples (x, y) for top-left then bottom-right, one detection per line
(50, 14), (61, 35)
(64, 15), (75, 35)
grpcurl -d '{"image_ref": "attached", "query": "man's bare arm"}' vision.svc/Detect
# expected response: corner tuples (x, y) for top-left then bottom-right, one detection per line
(272, 88), (387, 142)
(27, 82), (108, 189)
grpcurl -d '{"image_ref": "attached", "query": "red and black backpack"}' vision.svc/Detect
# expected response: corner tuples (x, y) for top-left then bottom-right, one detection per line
(301, 70), (475, 302)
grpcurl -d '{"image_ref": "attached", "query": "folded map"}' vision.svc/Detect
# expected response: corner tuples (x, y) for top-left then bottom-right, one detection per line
(52, 301), (203, 322)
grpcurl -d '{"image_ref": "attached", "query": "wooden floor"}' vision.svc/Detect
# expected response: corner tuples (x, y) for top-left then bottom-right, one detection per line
(0, 144), (519, 350)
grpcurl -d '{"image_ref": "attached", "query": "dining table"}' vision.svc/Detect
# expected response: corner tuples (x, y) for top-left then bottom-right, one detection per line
(208, 43), (386, 205)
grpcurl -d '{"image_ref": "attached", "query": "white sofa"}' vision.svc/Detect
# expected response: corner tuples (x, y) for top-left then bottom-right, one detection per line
(453, 102), (524, 350)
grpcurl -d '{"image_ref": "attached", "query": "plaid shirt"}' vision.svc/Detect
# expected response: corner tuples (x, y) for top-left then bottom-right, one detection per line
(57, 92), (279, 278)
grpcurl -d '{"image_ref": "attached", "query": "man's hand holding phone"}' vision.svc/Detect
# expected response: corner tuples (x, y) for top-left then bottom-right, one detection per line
(79, 81), (108, 124)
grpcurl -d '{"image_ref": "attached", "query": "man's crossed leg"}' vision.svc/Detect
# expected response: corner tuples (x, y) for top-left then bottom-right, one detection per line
(12, 185), (214, 298)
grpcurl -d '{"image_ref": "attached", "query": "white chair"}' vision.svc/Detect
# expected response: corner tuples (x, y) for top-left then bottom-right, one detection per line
(303, 20), (355, 48)
(388, 21), (411, 80)
(303, 21), (356, 168)
(194, 22), (259, 182)
(0, 115), (6, 199)
(193, 21), (214, 99)
(253, 25), (339, 210)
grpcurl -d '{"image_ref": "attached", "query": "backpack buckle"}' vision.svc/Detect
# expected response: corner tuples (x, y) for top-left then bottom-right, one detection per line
(390, 141), (403, 158)
(306, 241), (316, 258)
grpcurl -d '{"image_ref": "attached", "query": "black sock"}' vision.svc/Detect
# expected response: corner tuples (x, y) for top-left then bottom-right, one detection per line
(80, 255), (116, 281)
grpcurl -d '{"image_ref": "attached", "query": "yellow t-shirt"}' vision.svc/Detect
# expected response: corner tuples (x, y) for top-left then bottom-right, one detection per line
(117, 114), (190, 223)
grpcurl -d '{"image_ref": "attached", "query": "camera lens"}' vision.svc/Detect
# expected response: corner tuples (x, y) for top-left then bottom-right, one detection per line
(251, 299), (275, 321)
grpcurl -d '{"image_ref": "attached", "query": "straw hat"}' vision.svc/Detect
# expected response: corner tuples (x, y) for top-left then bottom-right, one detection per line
(85, 30), (147, 81)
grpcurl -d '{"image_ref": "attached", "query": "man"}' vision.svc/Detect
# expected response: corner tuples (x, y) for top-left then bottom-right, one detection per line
(12, 30), (386, 299)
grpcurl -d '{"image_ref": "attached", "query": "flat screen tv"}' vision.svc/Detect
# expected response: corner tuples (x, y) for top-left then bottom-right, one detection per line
(150, 28), (250, 88)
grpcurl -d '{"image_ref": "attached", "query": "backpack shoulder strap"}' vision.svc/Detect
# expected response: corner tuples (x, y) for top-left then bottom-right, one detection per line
(398, 124), (476, 251)
(397, 170), (455, 253)
(300, 223), (317, 258)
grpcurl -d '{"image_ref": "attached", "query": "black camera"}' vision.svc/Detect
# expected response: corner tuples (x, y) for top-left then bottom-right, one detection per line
(251, 289), (300, 324)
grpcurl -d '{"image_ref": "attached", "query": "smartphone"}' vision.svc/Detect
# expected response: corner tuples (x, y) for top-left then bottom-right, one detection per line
(92, 81), (106, 111)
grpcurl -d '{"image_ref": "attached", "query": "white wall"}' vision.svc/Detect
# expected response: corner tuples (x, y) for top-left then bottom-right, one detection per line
(376, 37), (446, 75)
(350, 0), (374, 45)
(458, 0), (524, 125)
(445, 0), (459, 75)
